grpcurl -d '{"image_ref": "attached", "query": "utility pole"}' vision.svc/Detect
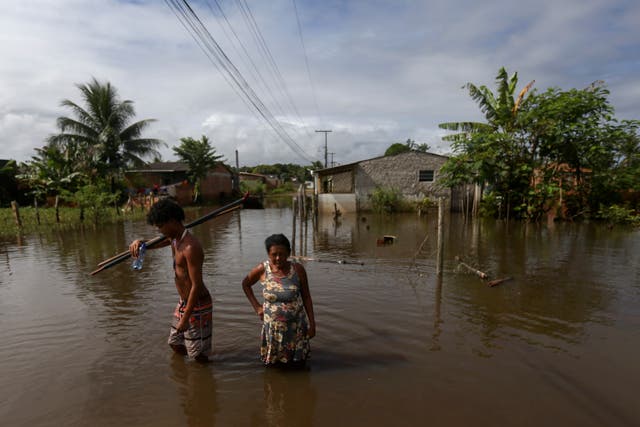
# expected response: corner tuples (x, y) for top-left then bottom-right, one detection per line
(329, 152), (335, 167)
(315, 130), (332, 168)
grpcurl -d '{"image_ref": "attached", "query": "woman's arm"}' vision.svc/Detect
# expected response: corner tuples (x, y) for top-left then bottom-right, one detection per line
(296, 263), (316, 338)
(242, 263), (266, 320)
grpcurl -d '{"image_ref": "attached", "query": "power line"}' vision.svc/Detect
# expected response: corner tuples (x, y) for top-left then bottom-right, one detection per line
(204, 0), (294, 132)
(315, 129), (331, 168)
(292, 0), (322, 123)
(165, 0), (317, 164)
(234, 0), (315, 139)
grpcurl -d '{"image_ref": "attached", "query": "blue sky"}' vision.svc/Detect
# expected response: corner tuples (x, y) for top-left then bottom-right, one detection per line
(1, 0), (639, 167)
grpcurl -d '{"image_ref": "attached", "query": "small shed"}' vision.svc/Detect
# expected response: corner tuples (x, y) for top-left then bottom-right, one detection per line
(313, 151), (450, 213)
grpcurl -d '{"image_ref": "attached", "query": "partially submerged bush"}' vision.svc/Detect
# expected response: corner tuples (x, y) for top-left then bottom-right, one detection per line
(370, 187), (402, 213)
(597, 204), (640, 226)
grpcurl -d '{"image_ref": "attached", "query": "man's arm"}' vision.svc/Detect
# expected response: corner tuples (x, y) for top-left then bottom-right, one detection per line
(175, 242), (205, 332)
(129, 237), (171, 258)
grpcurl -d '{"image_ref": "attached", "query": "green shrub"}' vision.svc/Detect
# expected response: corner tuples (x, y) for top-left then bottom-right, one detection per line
(370, 187), (402, 213)
(597, 204), (640, 226)
(269, 182), (296, 195)
(240, 180), (266, 196)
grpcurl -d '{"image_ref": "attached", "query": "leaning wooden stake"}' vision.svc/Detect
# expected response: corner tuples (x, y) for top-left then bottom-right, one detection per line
(291, 255), (364, 266)
(454, 256), (488, 279)
(455, 255), (512, 287)
(487, 277), (513, 287)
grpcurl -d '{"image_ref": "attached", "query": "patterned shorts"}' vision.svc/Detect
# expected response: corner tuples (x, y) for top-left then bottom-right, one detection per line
(168, 298), (213, 359)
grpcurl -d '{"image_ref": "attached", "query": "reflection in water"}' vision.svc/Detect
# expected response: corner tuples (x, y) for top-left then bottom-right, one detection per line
(250, 367), (316, 427)
(170, 355), (218, 427)
(1, 208), (639, 426)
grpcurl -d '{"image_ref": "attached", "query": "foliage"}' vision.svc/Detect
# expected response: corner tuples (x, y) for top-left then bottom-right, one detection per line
(439, 67), (533, 142)
(370, 186), (402, 213)
(240, 163), (315, 182)
(439, 67), (640, 222)
(416, 196), (436, 210)
(62, 181), (120, 225)
(268, 182), (296, 195)
(0, 160), (21, 207)
(597, 204), (640, 226)
(17, 145), (84, 200)
(240, 180), (266, 196)
(173, 135), (225, 203)
(384, 139), (430, 156)
(0, 200), (147, 237)
(46, 78), (163, 182)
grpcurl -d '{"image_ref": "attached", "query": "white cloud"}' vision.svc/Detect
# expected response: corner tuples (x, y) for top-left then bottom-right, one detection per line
(0, 0), (638, 167)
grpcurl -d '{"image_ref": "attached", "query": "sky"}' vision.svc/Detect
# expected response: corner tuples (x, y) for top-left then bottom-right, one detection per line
(1, 0), (639, 168)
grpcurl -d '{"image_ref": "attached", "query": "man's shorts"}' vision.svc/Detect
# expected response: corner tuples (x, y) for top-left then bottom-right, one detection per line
(168, 298), (213, 359)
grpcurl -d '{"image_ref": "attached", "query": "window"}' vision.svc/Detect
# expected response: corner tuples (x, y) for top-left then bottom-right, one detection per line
(419, 170), (434, 182)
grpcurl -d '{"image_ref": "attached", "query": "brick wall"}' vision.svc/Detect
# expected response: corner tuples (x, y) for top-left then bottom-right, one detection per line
(356, 151), (449, 210)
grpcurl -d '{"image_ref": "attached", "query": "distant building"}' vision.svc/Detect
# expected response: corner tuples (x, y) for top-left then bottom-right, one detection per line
(313, 151), (450, 213)
(239, 172), (281, 189)
(125, 161), (234, 205)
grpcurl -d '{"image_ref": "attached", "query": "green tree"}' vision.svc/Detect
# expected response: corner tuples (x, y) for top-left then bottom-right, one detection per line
(438, 68), (535, 219)
(440, 69), (638, 221)
(17, 144), (85, 211)
(384, 139), (430, 156)
(0, 160), (19, 206)
(439, 67), (534, 140)
(523, 83), (640, 216)
(173, 135), (225, 202)
(47, 78), (163, 182)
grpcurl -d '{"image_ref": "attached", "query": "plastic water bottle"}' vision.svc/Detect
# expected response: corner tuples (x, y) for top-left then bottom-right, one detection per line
(132, 242), (146, 270)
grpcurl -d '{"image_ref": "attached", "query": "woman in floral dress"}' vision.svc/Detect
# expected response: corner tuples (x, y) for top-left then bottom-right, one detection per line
(242, 234), (316, 365)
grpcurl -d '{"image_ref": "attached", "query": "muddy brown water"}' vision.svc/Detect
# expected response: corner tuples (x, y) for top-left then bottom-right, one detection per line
(1, 206), (639, 426)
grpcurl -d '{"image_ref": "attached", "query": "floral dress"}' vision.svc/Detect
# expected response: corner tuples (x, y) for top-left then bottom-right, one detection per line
(260, 260), (310, 364)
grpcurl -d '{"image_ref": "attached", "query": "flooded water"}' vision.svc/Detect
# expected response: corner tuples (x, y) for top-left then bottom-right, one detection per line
(1, 204), (639, 426)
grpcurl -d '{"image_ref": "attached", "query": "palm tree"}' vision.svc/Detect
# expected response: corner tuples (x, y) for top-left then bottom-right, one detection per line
(438, 67), (535, 218)
(439, 67), (534, 141)
(173, 135), (225, 202)
(47, 78), (164, 181)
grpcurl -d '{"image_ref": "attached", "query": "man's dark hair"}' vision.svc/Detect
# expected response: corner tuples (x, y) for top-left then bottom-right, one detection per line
(264, 233), (291, 253)
(147, 198), (185, 226)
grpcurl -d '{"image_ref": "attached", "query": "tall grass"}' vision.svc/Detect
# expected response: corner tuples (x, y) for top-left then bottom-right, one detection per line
(0, 205), (147, 238)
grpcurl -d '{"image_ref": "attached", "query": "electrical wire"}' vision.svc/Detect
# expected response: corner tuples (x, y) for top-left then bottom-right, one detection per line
(292, 0), (322, 123)
(165, 0), (317, 163)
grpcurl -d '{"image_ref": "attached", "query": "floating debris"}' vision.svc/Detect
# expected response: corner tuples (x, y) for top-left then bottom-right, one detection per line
(376, 235), (396, 246)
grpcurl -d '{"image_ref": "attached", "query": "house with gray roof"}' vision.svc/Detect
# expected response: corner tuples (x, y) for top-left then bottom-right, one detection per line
(313, 151), (450, 213)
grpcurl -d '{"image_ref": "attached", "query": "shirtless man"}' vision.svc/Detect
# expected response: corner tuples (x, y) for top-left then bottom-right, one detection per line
(129, 198), (212, 363)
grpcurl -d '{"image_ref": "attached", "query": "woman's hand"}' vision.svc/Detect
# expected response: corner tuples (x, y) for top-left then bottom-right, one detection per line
(307, 323), (316, 339)
(255, 305), (264, 321)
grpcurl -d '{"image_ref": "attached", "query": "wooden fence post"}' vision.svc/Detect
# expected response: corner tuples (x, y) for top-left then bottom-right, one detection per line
(55, 195), (60, 223)
(11, 201), (22, 227)
(436, 197), (445, 276)
(291, 197), (297, 256)
(34, 197), (41, 225)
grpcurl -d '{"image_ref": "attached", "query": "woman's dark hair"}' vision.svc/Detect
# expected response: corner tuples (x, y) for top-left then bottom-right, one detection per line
(147, 198), (185, 226)
(264, 233), (291, 253)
